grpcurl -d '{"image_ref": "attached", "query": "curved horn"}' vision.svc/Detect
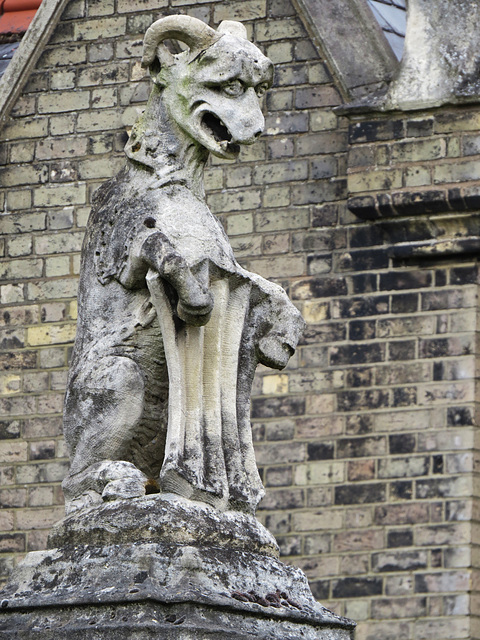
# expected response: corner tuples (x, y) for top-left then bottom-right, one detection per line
(142, 15), (219, 68)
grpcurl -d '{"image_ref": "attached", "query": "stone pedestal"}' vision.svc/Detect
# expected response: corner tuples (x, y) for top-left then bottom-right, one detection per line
(0, 495), (355, 639)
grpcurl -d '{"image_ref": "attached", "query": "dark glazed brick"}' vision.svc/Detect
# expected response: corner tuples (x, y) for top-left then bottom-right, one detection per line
(310, 580), (330, 600)
(433, 362), (443, 381)
(339, 296), (389, 318)
(388, 340), (415, 361)
(419, 337), (470, 359)
(349, 225), (386, 248)
(391, 190), (448, 215)
(337, 436), (385, 458)
(0, 351), (38, 371)
(29, 442), (55, 460)
(406, 118), (434, 137)
(432, 455), (444, 474)
(345, 368), (374, 388)
(337, 390), (389, 412)
(431, 549), (442, 568)
(389, 434), (416, 454)
(390, 481), (413, 501)
(335, 483), (386, 505)
(435, 270), (447, 287)
(391, 293), (418, 313)
(383, 219), (434, 244)
(338, 249), (389, 271)
(450, 265), (478, 285)
(311, 204), (341, 228)
(291, 277), (347, 300)
(330, 343), (385, 366)
(300, 323), (346, 345)
(251, 397), (305, 419)
(0, 420), (21, 440)
(346, 414), (374, 435)
(380, 271), (432, 291)
(0, 335), (25, 351)
(447, 406), (474, 426)
(387, 529), (413, 548)
(276, 535), (302, 556)
(349, 274), (377, 294)
(332, 577), (382, 598)
(307, 443), (334, 460)
(372, 550), (427, 572)
(0, 533), (25, 553)
(349, 319), (375, 341)
(414, 575), (430, 593)
(393, 387), (417, 407)
(349, 119), (404, 143)
(416, 479), (455, 499)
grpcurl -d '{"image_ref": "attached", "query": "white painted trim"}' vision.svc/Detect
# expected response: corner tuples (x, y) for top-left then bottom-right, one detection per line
(0, 0), (71, 125)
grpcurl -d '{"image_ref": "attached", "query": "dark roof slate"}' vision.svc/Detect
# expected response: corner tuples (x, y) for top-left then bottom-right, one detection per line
(367, 0), (407, 59)
(0, 40), (20, 79)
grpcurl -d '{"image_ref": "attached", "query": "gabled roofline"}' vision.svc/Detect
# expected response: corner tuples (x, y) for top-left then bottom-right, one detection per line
(0, 0), (70, 125)
(293, 0), (398, 100)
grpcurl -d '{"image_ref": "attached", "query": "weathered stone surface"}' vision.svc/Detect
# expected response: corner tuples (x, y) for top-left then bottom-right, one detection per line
(0, 602), (354, 639)
(48, 493), (279, 557)
(0, 539), (354, 638)
(62, 14), (305, 521)
(387, 0), (480, 109)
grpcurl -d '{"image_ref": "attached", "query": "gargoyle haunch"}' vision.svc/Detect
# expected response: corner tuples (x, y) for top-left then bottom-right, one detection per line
(63, 15), (305, 515)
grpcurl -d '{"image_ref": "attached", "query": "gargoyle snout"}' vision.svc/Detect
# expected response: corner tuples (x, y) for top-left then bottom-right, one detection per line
(227, 90), (265, 145)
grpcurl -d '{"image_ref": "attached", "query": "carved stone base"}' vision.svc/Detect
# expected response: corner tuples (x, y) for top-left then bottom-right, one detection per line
(48, 493), (279, 556)
(0, 601), (354, 639)
(0, 542), (354, 639)
(0, 496), (355, 638)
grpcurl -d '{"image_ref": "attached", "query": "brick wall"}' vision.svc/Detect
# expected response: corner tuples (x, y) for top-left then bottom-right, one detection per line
(0, 1), (478, 639)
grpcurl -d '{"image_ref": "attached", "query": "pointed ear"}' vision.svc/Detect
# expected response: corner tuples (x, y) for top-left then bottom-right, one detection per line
(216, 20), (248, 40)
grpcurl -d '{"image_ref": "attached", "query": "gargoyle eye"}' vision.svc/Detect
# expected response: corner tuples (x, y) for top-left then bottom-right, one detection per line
(222, 79), (245, 97)
(255, 83), (269, 97)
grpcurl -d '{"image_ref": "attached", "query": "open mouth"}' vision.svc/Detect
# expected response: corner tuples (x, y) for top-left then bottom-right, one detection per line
(201, 113), (240, 154)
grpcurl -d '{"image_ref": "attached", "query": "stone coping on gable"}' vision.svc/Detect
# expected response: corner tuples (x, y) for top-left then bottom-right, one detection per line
(0, 0), (70, 125)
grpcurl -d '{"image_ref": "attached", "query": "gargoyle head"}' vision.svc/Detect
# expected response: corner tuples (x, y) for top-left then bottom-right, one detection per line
(137, 15), (273, 160)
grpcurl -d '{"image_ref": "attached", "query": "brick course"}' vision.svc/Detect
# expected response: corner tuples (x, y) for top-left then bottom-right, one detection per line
(0, 0), (479, 638)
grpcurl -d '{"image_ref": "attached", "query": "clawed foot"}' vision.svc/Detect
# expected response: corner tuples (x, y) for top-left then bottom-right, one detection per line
(63, 460), (149, 515)
(257, 334), (294, 370)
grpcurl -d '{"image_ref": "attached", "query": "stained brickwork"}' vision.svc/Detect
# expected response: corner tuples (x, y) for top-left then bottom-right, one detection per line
(0, 1), (479, 639)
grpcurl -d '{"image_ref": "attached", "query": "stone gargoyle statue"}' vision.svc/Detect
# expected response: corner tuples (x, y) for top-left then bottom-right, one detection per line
(62, 15), (305, 517)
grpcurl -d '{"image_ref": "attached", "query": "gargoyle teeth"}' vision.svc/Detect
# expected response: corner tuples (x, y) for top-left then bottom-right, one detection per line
(201, 112), (232, 144)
